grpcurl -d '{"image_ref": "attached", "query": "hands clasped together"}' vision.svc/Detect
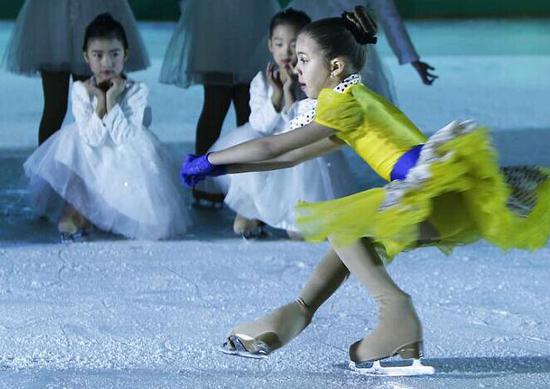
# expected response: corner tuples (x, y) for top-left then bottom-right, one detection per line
(266, 61), (298, 112)
(84, 76), (127, 117)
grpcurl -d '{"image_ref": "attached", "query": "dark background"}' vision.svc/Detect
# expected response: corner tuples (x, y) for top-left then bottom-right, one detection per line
(1, 0), (550, 20)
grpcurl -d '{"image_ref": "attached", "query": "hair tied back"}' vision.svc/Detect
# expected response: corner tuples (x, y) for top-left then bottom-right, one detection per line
(341, 6), (377, 45)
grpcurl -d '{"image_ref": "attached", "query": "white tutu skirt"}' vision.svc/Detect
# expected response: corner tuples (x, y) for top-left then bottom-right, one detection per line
(23, 125), (190, 240)
(200, 123), (359, 231)
(197, 123), (264, 194)
(159, 0), (279, 87)
(3, 0), (150, 76)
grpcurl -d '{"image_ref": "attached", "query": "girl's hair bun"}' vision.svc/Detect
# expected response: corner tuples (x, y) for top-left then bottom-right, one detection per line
(93, 13), (115, 23)
(83, 12), (128, 51)
(341, 6), (377, 45)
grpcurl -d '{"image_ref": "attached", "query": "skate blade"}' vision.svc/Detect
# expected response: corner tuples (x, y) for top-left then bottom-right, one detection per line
(220, 335), (269, 359)
(350, 359), (435, 376)
(59, 230), (89, 244)
(192, 199), (224, 209)
(240, 226), (269, 240)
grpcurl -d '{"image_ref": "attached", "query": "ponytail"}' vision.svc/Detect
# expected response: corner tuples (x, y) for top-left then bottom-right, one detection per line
(341, 6), (377, 45)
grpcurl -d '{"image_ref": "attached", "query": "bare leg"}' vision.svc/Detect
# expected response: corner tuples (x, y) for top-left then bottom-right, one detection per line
(232, 83), (251, 127)
(58, 203), (77, 234)
(58, 170), (92, 237)
(329, 237), (422, 363)
(232, 214), (263, 237)
(225, 249), (349, 355)
(195, 84), (232, 154)
(58, 202), (89, 233)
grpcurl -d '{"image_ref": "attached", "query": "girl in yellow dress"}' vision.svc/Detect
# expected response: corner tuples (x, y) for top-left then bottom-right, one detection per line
(180, 7), (550, 375)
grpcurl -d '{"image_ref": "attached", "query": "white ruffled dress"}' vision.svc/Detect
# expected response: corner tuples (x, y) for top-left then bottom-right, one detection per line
(23, 79), (190, 240)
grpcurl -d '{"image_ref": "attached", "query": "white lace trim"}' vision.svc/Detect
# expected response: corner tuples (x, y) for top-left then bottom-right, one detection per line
(288, 74), (362, 131)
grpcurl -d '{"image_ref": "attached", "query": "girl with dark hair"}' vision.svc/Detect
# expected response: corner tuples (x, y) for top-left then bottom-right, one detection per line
(196, 8), (358, 239)
(181, 7), (550, 375)
(24, 14), (190, 242)
(2, 0), (149, 145)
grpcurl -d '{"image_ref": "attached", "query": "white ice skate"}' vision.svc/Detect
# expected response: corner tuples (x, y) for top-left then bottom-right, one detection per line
(349, 357), (435, 376)
(220, 334), (270, 359)
(192, 188), (224, 209)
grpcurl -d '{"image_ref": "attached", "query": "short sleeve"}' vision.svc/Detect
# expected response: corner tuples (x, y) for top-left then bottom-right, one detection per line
(314, 86), (364, 133)
(319, 83), (426, 148)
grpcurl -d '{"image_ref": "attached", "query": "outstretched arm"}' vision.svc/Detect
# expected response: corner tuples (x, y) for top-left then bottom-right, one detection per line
(226, 135), (344, 174)
(208, 121), (336, 165)
(179, 121), (341, 187)
(371, 0), (437, 84)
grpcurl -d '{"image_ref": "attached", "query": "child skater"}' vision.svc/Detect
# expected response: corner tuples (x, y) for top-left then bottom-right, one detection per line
(181, 7), (550, 375)
(24, 13), (190, 242)
(199, 8), (358, 238)
(2, 0), (149, 145)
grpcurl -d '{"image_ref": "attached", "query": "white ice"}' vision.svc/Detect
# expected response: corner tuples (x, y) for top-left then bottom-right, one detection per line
(1, 20), (550, 388)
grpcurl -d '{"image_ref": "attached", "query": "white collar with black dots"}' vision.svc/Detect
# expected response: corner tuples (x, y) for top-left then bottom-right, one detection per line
(287, 73), (362, 131)
(334, 73), (361, 93)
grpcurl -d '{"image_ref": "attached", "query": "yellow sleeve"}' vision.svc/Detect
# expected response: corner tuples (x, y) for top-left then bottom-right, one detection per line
(313, 87), (364, 133)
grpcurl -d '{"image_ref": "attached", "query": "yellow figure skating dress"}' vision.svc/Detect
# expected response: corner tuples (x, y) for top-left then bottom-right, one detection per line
(295, 82), (550, 261)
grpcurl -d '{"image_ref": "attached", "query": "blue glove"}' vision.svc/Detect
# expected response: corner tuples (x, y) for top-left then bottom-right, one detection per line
(179, 153), (227, 187)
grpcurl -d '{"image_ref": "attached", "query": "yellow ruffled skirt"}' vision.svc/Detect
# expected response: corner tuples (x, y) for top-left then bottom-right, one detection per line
(296, 121), (550, 262)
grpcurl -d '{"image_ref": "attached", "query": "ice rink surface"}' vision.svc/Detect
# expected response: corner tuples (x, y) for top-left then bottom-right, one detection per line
(1, 20), (550, 388)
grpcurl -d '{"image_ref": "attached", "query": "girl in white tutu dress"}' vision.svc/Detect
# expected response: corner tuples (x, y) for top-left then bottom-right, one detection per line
(24, 13), (190, 242)
(2, 0), (150, 145)
(200, 9), (358, 238)
(287, 0), (437, 101)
